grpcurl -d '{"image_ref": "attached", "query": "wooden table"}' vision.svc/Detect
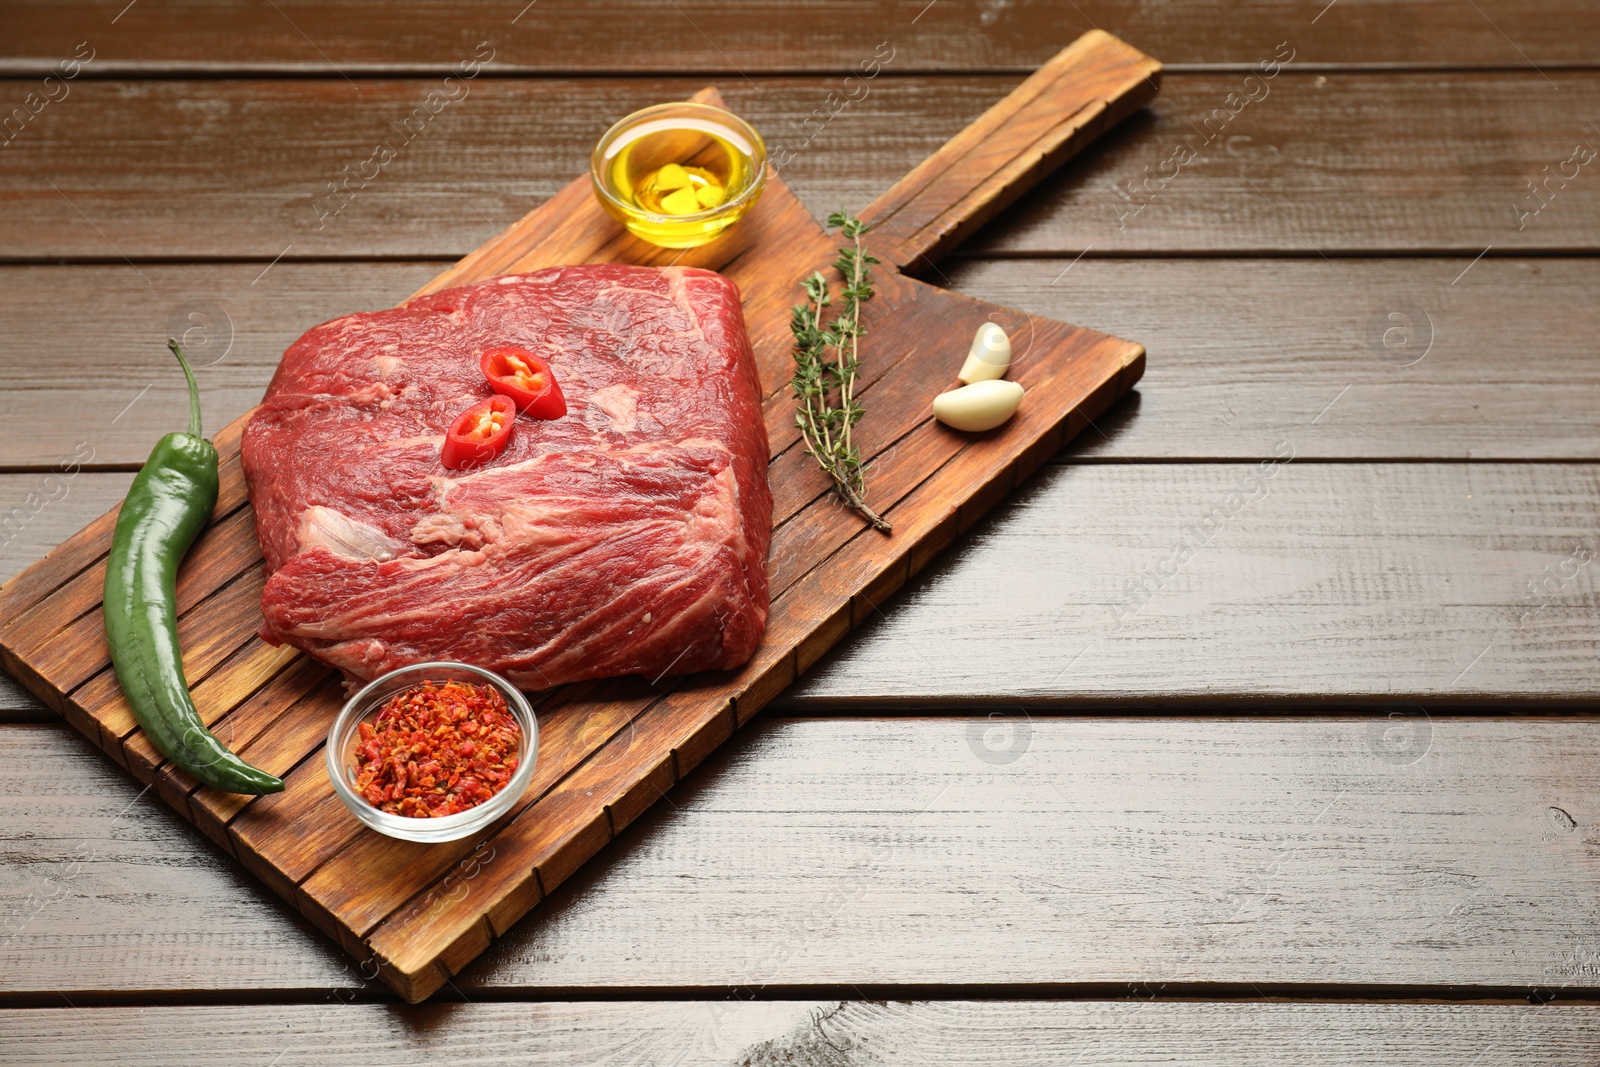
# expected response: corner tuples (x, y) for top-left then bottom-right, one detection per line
(3, 2), (1598, 1061)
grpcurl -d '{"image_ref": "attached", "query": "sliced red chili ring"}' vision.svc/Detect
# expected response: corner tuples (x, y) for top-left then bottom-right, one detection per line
(440, 394), (516, 470)
(480, 346), (567, 420)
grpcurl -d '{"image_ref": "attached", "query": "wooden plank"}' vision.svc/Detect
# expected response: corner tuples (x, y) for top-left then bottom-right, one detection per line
(786, 461), (1600, 706)
(0, 263), (442, 469)
(0, 473), (132, 584)
(5, 460), (1599, 710)
(6, 74), (1599, 260)
(3, 256), (1596, 469)
(6, 716), (1600, 995)
(944, 256), (1600, 462)
(4, 1002), (1600, 1064)
(0, 725), (352, 994)
(3, 0), (1597, 72)
(410, 712), (1600, 993)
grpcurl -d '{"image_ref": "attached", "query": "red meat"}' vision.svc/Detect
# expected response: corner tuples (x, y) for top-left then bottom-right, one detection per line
(241, 265), (771, 689)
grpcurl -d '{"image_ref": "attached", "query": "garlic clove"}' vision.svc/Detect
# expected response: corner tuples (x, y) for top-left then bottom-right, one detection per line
(660, 185), (701, 215)
(654, 163), (692, 191)
(932, 379), (1025, 433)
(957, 322), (1012, 384)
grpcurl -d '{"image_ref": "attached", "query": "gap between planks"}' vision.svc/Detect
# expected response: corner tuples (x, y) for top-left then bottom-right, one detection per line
(4, 64), (1600, 80)
(2, 249), (1583, 268)
(0, 983), (1595, 1010)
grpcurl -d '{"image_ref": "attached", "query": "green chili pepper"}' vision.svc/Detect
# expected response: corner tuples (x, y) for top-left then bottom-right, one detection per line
(102, 341), (283, 794)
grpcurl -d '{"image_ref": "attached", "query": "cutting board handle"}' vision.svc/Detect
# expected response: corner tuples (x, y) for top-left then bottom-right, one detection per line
(860, 29), (1161, 275)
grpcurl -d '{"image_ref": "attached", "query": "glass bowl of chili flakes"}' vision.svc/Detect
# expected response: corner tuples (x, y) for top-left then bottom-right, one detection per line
(326, 662), (538, 843)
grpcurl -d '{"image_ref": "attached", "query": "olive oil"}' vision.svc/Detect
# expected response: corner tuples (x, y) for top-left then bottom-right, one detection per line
(592, 104), (766, 248)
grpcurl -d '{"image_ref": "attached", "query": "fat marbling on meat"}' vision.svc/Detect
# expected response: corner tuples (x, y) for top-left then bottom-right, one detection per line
(242, 264), (772, 689)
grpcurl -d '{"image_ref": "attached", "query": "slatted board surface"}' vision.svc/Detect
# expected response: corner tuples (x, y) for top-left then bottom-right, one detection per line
(0, 33), (1155, 1001)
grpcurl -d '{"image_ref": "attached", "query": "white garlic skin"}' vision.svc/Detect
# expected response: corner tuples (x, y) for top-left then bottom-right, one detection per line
(957, 322), (1012, 384)
(932, 379), (1025, 432)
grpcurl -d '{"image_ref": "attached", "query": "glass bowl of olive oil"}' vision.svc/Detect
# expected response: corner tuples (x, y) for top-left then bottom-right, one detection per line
(591, 101), (767, 248)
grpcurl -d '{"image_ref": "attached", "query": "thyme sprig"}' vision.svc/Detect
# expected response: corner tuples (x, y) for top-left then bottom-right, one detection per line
(790, 211), (891, 533)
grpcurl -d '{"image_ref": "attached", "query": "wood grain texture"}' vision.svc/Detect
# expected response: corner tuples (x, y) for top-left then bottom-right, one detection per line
(0, 726), (351, 994)
(2, 256), (1596, 469)
(4, 1002), (1600, 1065)
(6, 716), (1600, 995)
(3, 0), (1597, 73)
(0, 473), (133, 581)
(860, 30), (1160, 274)
(4, 460), (1597, 715)
(0, 675), (43, 720)
(476, 712), (1600, 992)
(0, 263), (442, 469)
(786, 461), (1600, 707)
(0, 50), (1154, 1001)
(6, 74), (1598, 260)
(944, 257), (1600, 462)
(2, 0), (1596, 1048)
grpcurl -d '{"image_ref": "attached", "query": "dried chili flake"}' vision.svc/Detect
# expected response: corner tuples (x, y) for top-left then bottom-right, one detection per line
(353, 680), (521, 818)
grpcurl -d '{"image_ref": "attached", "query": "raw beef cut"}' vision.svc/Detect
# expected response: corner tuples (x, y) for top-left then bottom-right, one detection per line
(241, 265), (772, 689)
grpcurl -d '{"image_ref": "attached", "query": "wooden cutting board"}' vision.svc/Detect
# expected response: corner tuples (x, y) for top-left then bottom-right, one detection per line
(0, 30), (1158, 1002)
